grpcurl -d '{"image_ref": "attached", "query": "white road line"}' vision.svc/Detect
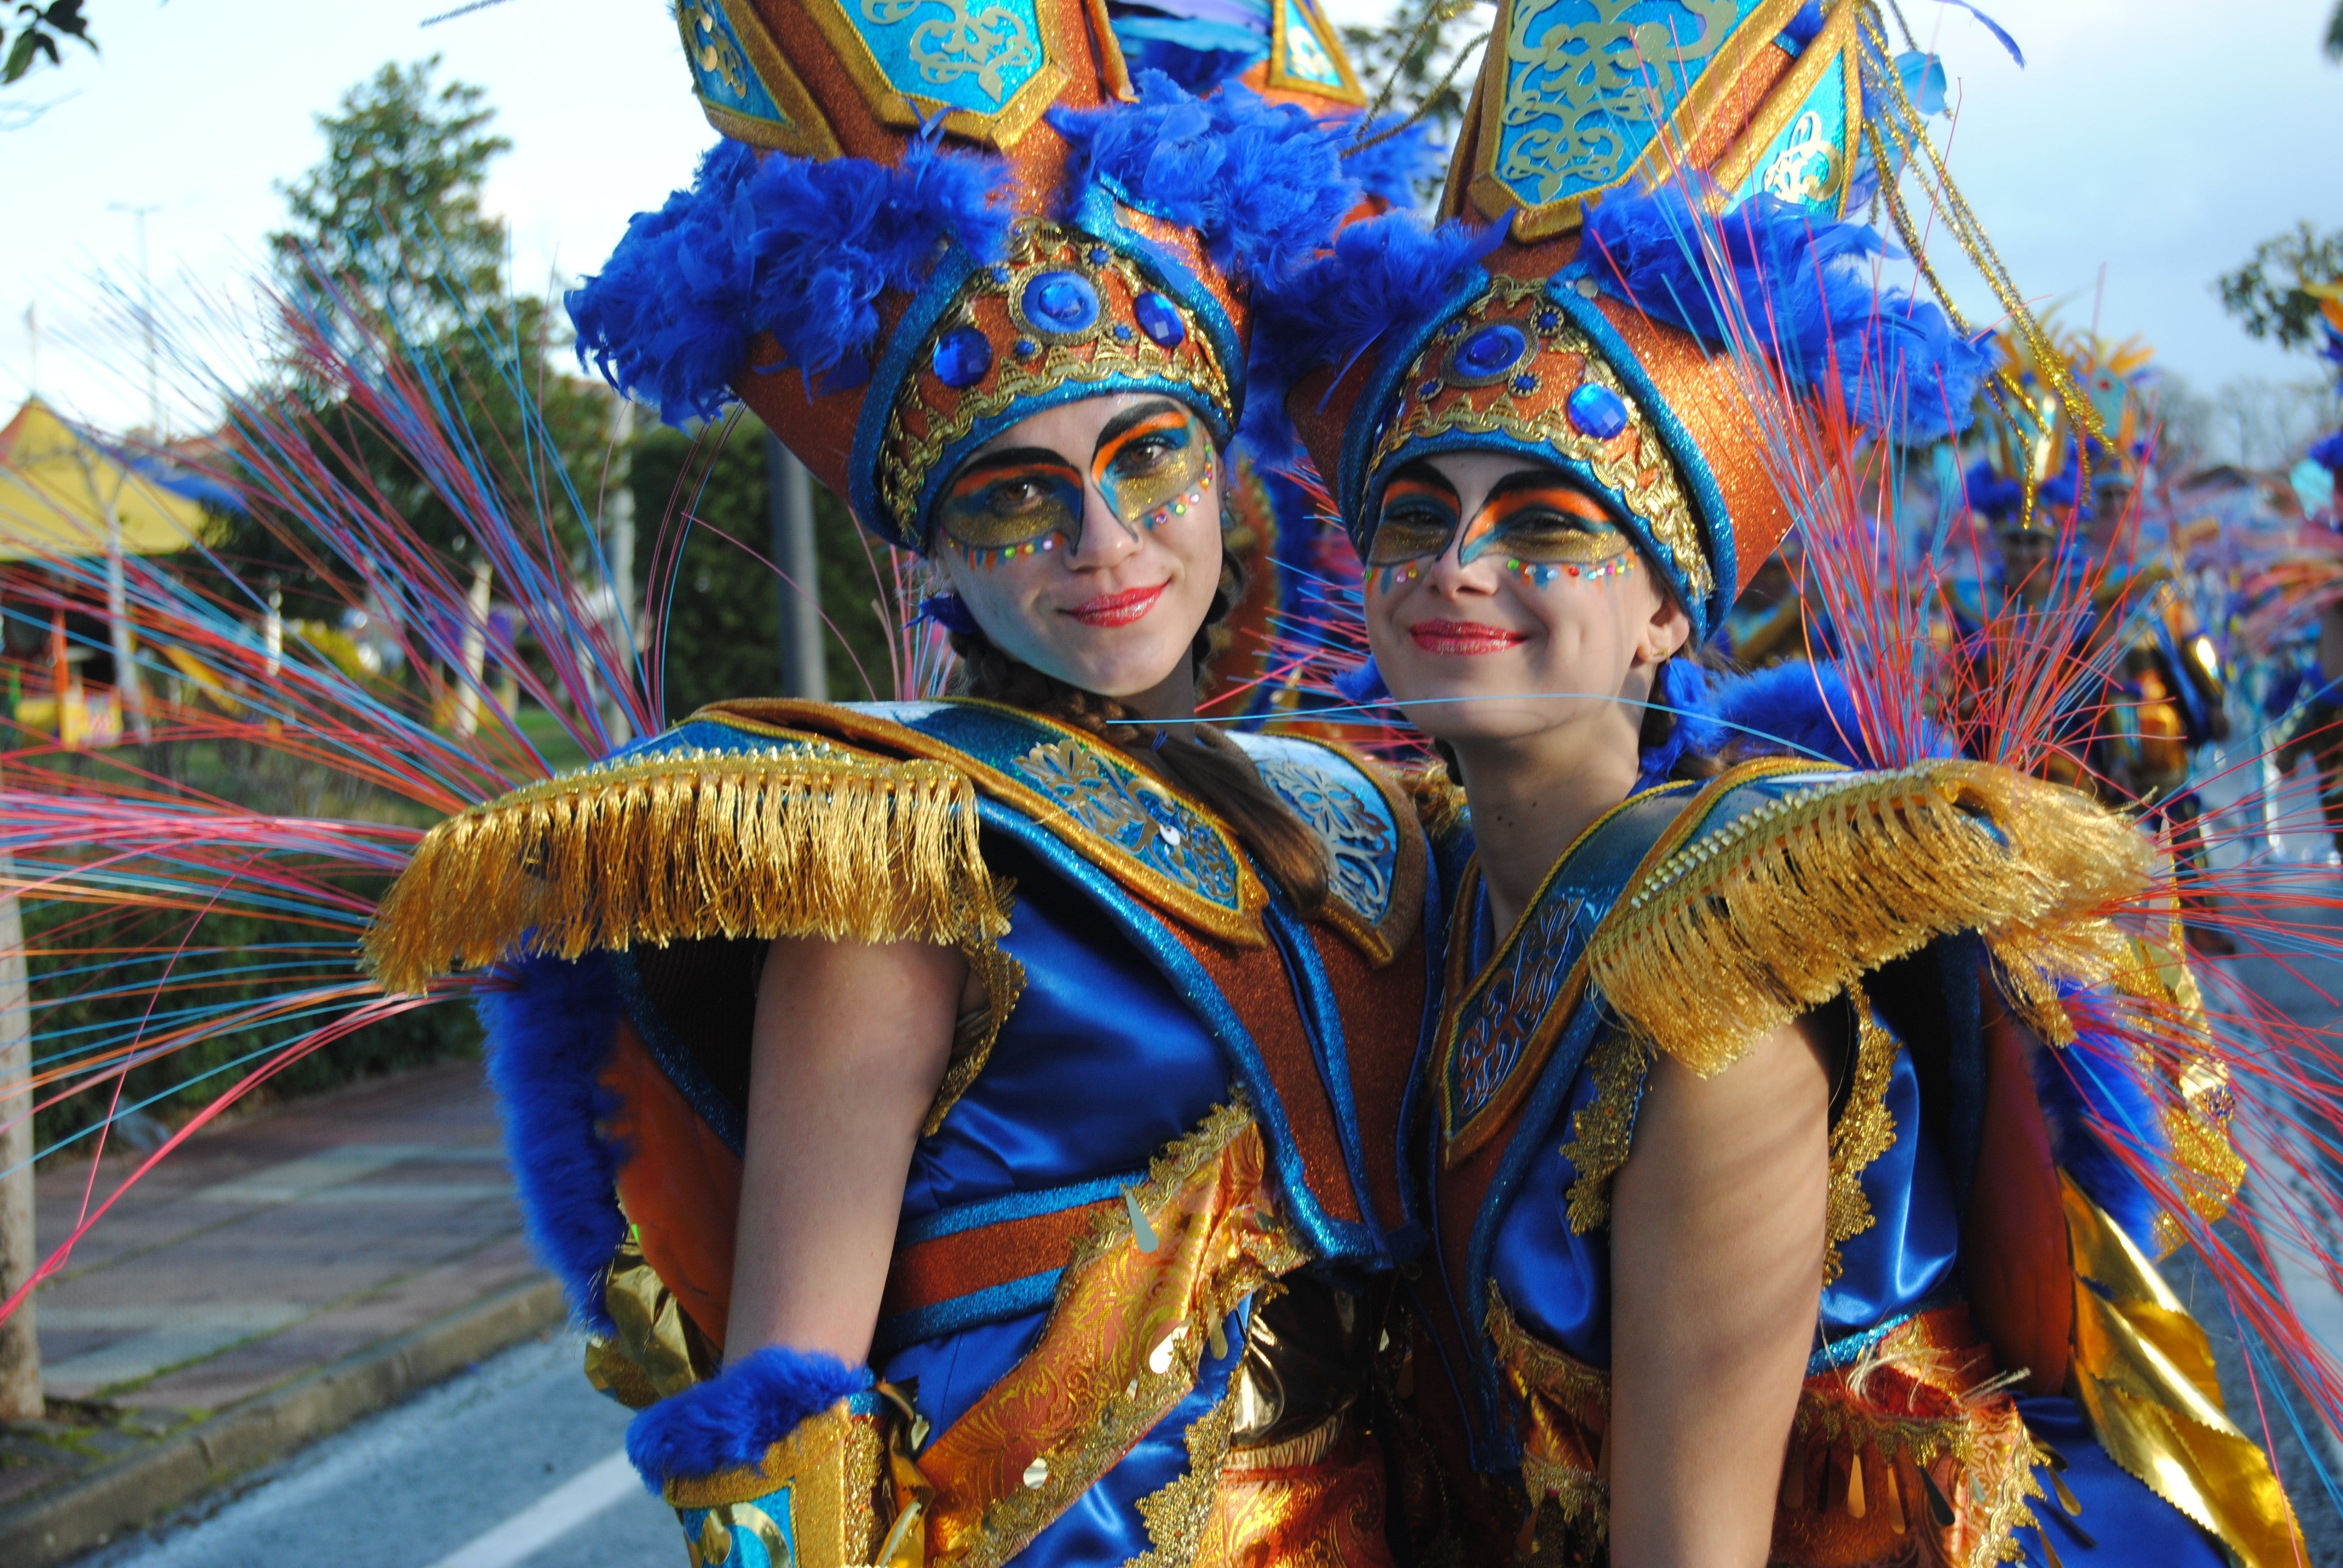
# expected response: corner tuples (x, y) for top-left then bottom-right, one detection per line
(421, 1449), (644, 1568)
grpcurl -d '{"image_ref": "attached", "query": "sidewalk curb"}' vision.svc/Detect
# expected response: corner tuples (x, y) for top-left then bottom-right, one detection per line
(0, 1275), (567, 1568)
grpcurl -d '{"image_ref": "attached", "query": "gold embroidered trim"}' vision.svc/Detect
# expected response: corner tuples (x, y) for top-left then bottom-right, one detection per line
(1559, 1030), (1650, 1235)
(1127, 1385), (1241, 1568)
(364, 740), (1003, 993)
(1822, 985), (1899, 1287)
(925, 878), (1027, 1137)
(1369, 276), (1712, 604)
(877, 221), (1233, 541)
(1591, 760), (2150, 1079)
(920, 1099), (1306, 1568)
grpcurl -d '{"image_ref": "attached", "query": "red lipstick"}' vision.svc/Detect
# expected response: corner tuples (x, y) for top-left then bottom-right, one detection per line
(1066, 583), (1167, 628)
(1408, 618), (1528, 655)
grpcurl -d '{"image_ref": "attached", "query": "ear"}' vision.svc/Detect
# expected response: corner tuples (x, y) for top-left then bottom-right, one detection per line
(1637, 590), (1694, 667)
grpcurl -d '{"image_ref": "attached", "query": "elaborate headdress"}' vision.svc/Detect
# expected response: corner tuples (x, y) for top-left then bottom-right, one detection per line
(1965, 317), (2158, 534)
(1250, 0), (1987, 641)
(568, 0), (1412, 550)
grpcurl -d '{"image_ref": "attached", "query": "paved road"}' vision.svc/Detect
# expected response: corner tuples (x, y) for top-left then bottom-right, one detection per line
(82, 1334), (677, 1568)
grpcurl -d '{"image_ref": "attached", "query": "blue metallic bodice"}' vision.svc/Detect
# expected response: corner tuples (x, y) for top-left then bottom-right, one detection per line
(1463, 890), (1965, 1368)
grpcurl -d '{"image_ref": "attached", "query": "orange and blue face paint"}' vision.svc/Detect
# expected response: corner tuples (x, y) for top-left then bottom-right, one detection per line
(934, 400), (1215, 566)
(1367, 464), (1637, 591)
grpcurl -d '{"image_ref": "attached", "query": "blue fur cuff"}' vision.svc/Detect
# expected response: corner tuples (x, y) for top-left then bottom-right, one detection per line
(625, 1345), (874, 1489)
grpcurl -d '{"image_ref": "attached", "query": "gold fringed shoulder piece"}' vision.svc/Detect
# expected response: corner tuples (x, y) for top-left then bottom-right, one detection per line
(364, 742), (1002, 994)
(1587, 760), (2152, 1079)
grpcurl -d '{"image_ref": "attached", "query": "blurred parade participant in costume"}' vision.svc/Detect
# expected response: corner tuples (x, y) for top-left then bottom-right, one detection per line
(1247, 1), (2300, 1564)
(1951, 327), (2231, 944)
(2267, 280), (2343, 852)
(355, 5), (1454, 1565)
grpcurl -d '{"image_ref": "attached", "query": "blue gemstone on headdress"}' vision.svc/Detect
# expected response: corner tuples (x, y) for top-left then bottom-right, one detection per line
(1113, 323), (1133, 342)
(1536, 310), (1561, 332)
(1088, 246), (1110, 266)
(1568, 382), (1630, 439)
(1511, 374), (1539, 396)
(1134, 292), (1185, 348)
(1418, 379), (1442, 400)
(932, 325), (992, 389)
(1024, 271), (1099, 335)
(1453, 324), (1528, 381)
(991, 264), (1013, 284)
(1015, 338), (1039, 358)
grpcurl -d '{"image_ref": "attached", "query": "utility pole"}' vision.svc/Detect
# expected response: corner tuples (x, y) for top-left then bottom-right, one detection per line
(601, 395), (638, 746)
(0, 851), (37, 1422)
(765, 428), (826, 701)
(107, 203), (162, 439)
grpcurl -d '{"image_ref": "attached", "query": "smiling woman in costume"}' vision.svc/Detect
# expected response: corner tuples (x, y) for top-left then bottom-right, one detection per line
(360, 2), (1445, 1564)
(1250, 2), (2299, 1565)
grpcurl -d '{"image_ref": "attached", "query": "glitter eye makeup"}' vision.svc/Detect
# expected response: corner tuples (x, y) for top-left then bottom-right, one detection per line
(934, 402), (1217, 564)
(937, 451), (1085, 564)
(1092, 402), (1214, 529)
(1368, 467), (1637, 591)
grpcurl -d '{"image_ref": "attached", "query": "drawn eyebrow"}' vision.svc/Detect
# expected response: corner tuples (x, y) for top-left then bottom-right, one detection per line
(1384, 460), (1459, 501)
(1093, 399), (1189, 452)
(949, 447), (1081, 487)
(1483, 474), (1615, 524)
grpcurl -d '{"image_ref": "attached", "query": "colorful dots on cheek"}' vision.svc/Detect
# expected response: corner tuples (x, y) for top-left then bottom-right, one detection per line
(956, 535), (1061, 569)
(1507, 554), (1636, 588)
(1372, 562), (1425, 595)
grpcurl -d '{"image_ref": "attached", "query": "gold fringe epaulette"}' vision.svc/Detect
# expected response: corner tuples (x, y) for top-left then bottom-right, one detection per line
(1587, 760), (2151, 1078)
(364, 742), (1003, 994)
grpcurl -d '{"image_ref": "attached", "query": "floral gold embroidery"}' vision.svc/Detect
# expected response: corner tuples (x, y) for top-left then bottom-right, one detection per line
(1822, 984), (1899, 1287)
(1011, 736), (1243, 912)
(1559, 1030), (1650, 1235)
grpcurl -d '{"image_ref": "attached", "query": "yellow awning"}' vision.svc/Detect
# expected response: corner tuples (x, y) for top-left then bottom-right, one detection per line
(0, 399), (209, 560)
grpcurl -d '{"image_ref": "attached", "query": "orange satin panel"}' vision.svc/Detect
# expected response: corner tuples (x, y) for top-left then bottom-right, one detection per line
(1187, 936), (1366, 1227)
(1962, 981), (2076, 1396)
(601, 1019), (745, 1353)
(879, 1199), (1119, 1321)
(1200, 1424), (1394, 1568)
(918, 1112), (1305, 1562)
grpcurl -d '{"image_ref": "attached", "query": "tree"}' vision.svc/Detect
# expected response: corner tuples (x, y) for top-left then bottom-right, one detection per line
(270, 57), (513, 340)
(2215, 223), (2343, 351)
(1341, 0), (1490, 205)
(2328, 0), (2342, 62)
(2, 0), (91, 87)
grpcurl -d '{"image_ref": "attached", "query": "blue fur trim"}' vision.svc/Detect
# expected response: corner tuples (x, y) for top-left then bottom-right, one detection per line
(1577, 185), (1988, 443)
(1778, 1), (1826, 48)
(475, 955), (629, 1336)
(2315, 430), (2343, 473)
(625, 1345), (873, 1488)
(1242, 211), (1501, 463)
(568, 136), (1012, 425)
(1704, 660), (1959, 768)
(2036, 1007), (2168, 1253)
(1635, 658), (1727, 789)
(1052, 74), (1368, 292)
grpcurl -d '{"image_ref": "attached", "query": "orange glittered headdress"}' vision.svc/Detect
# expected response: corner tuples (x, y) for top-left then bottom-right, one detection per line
(569, 0), (1417, 550)
(1247, 0), (1985, 641)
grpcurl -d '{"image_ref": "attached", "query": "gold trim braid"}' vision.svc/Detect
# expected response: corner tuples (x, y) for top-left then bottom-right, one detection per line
(364, 742), (1003, 994)
(1589, 760), (2150, 1079)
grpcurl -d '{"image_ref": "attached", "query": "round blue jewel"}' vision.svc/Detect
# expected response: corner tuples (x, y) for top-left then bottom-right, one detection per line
(1568, 382), (1630, 440)
(1418, 378), (1442, 400)
(1113, 322), (1133, 342)
(1511, 373), (1540, 396)
(1015, 338), (1040, 358)
(1536, 310), (1561, 331)
(1133, 291), (1185, 348)
(991, 264), (1013, 284)
(1088, 246), (1110, 266)
(1023, 270), (1100, 335)
(931, 325), (992, 389)
(1441, 318), (1466, 339)
(1450, 324), (1528, 382)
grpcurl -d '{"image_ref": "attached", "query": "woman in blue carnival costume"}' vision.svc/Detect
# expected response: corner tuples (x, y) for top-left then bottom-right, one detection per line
(1248, 2), (2301, 1565)
(362, 4), (1445, 1564)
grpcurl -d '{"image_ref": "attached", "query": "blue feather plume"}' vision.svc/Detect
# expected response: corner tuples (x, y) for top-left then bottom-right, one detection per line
(474, 954), (629, 1335)
(1578, 185), (1988, 443)
(568, 135), (1012, 425)
(1242, 211), (1502, 462)
(626, 1344), (873, 1489)
(1050, 73), (1373, 290)
(1705, 660), (1960, 768)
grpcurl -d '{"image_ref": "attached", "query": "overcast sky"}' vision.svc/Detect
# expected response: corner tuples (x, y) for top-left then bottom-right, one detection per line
(1, 0), (2337, 437)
